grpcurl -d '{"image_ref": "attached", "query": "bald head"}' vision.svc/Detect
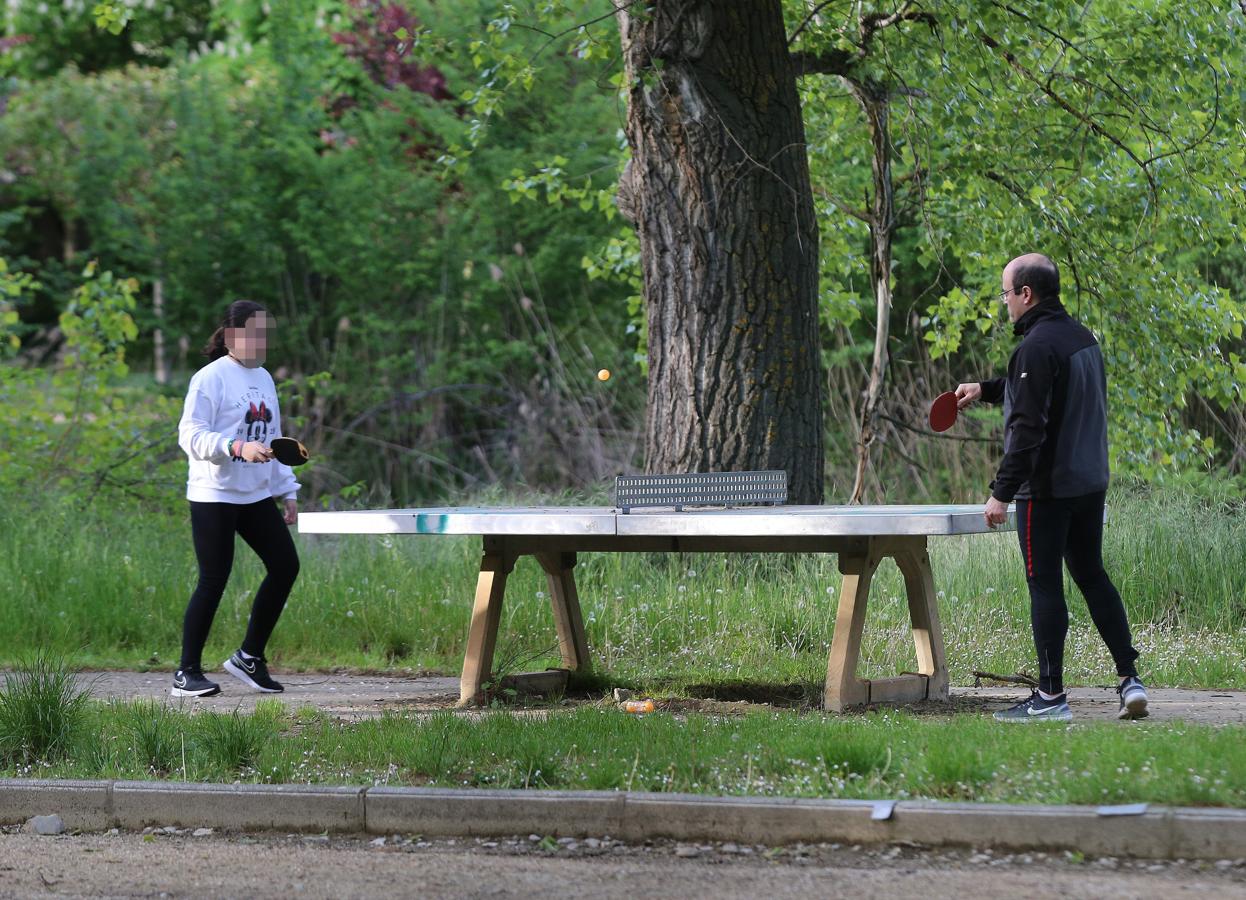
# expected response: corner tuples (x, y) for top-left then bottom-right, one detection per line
(1004, 253), (1060, 305)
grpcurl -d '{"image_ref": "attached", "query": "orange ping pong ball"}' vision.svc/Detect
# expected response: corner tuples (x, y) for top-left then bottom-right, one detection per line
(597, 368), (611, 381)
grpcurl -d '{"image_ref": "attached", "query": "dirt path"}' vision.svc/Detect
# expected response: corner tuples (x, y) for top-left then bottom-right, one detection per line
(78, 671), (462, 719)
(75, 671), (1246, 724)
(3, 829), (1244, 900)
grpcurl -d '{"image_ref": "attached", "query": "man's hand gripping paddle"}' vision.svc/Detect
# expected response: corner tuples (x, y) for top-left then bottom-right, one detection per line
(929, 391), (959, 433)
(270, 437), (310, 466)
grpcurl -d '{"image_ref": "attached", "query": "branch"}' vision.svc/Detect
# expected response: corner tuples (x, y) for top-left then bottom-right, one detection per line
(1142, 58), (1221, 168)
(877, 412), (998, 443)
(814, 186), (871, 223)
(860, 5), (937, 53)
(790, 48), (856, 77)
(341, 384), (514, 435)
(972, 670), (1039, 688)
(977, 30), (1158, 200)
(791, 1), (937, 78)
(787, 0), (845, 47)
(509, 0), (645, 62)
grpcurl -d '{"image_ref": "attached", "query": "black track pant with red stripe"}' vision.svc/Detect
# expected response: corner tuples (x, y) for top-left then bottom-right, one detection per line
(1014, 490), (1139, 696)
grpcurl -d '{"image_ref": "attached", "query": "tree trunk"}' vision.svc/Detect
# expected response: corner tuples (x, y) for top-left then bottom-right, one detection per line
(849, 81), (894, 504)
(616, 1), (825, 503)
(63, 218), (77, 263)
(153, 277), (169, 385)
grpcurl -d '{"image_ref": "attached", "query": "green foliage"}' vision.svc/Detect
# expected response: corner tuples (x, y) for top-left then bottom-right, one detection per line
(92, 3), (130, 36)
(0, 652), (90, 765)
(0, 257), (36, 353)
(0, 260), (182, 508)
(4, 0), (1243, 502)
(1, 0), (221, 78)
(2, 0), (638, 502)
(793, 0), (1246, 479)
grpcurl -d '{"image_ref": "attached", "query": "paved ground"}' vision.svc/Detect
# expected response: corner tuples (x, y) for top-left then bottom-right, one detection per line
(76, 670), (1246, 724)
(3, 828), (1245, 899)
(80, 670), (463, 719)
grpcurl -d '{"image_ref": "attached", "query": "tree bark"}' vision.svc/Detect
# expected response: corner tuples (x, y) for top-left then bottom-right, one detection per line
(153, 277), (169, 385)
(849, 80), (895, 504)
(616, 0), (825, 503)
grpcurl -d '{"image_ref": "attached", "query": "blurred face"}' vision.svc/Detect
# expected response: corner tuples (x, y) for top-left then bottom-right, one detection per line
(224, 311), (273, 368)
(999, 267), (1033, 324)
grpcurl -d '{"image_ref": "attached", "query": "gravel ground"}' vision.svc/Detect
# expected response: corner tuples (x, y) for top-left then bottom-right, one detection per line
(4, 827), (1246, 899)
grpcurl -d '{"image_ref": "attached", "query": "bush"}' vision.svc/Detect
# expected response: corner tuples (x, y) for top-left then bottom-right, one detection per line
(0, 653), (91, 765)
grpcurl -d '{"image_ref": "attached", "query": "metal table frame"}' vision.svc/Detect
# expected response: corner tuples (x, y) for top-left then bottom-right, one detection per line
(298, 505), (1014, 711)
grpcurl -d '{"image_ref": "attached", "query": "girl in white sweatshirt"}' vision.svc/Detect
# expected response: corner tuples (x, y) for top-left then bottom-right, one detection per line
(173, 301), (300, 697)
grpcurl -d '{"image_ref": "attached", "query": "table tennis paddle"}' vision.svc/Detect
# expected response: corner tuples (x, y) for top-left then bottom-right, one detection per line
(270, 436), (310, 466)
(929, 391), (958, 432)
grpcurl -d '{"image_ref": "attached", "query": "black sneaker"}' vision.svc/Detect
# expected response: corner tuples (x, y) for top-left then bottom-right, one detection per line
(992, 690), (1072, 723)
(223, 650), (284, 693)
(1117, 676), (1149, 720)
(171, 667), (220, 698)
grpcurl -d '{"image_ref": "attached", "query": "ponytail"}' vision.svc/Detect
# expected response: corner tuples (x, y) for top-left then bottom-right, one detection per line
(202, 326), (228, 360)
(202, 300), (269, 360)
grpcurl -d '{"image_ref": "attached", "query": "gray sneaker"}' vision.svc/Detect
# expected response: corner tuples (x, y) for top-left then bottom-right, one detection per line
(1117, 676), (1149, 720)
(993, 690), (1072, 723)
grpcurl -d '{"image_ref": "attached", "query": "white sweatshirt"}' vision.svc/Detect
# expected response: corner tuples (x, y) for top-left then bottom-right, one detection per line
(177, 355), (301, 504)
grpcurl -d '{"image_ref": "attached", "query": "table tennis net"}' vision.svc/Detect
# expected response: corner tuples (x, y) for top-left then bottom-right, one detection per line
(614, 471), (788, 513)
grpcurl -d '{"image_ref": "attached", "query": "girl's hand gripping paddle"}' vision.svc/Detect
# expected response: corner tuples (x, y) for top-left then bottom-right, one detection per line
(270, 437), (310, 466)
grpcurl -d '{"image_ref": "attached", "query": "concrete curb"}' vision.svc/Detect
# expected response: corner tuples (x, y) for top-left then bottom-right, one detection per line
(3, 778), (1246, 860)
(113, 782), (366, 833)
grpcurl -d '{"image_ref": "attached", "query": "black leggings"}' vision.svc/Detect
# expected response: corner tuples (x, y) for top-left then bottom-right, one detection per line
(180, 500), (300, 671)
(1015, 490), (1139, 695)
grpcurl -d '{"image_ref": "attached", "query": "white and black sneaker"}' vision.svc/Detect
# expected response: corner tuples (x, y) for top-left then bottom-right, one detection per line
(223, 650), (284, 693)
(1117, 676), (1149, 720)
(171, 667), (221, 698)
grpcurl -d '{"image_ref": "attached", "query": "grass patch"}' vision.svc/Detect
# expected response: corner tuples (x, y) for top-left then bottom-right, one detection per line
(0, 653), (91, 767)
(195, 706), (279, 775)
(1, 484), (1245, 691)
(123, 698), (184, 776)
(7, 700), (1246, 808)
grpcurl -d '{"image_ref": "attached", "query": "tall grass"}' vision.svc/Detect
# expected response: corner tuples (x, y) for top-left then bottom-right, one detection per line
(1, 483), (1244, 689)
(123, 698), (184, 776)
(0, 653), (91, 765)
(195, 707), (277, 774)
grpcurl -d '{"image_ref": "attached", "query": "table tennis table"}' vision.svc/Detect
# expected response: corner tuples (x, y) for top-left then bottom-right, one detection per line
(298, 504), (1015, 712)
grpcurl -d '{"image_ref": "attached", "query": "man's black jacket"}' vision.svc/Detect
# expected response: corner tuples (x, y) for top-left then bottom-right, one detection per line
(980, 301), (1110, 502)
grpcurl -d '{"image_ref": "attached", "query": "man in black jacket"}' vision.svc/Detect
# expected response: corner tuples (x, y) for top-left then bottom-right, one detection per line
(955, 253), (1148, 722)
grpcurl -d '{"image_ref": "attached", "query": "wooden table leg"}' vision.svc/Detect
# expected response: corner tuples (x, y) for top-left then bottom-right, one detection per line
(457, 546), (515, 707)
(536, 551), (590, 672)
(824, 545), (880, 711)
(823, 537), (950, 711)
(893, 536), (949, 701)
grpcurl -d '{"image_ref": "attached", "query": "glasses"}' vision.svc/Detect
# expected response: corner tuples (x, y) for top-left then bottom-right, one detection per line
(997, 285), (1026, 302)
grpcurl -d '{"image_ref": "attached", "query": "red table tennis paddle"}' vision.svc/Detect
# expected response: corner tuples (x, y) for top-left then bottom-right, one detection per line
(270, 437), (310, 466)
(929, 391), (959, 432)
